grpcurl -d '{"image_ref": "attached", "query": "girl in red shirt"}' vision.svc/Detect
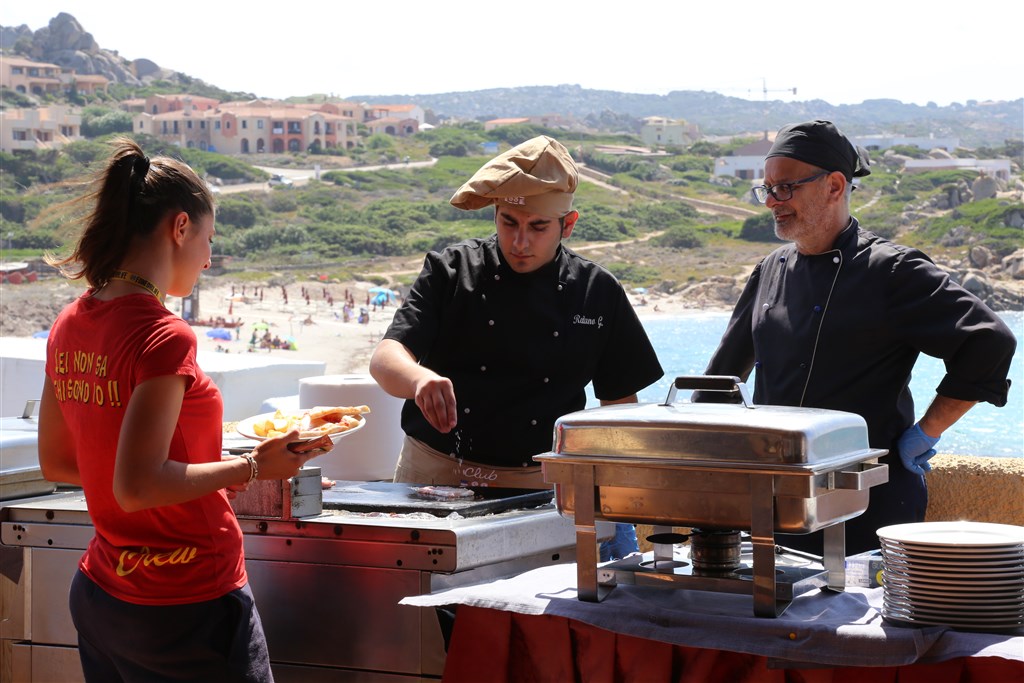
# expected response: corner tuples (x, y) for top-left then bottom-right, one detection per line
(39, 138), (330, 683)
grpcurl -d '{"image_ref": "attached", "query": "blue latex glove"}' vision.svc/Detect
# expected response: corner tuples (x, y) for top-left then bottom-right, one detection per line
(897, 423), (940, 475)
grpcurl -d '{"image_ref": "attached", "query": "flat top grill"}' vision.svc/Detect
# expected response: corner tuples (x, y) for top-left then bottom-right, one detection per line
(322, 481), (553, 517)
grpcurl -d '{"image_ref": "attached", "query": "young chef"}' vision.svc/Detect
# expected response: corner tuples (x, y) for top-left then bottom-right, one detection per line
(370, 135), (664, 559)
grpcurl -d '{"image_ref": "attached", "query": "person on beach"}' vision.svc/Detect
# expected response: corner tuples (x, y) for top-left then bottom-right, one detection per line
(696, 120), (1016, 555)
(38, 137), (331, 682)
(369, 135), (664, 560)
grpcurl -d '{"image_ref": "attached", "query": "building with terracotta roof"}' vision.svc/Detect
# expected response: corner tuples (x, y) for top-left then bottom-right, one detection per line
(363, 116), (419, 137)
(484, 117), (530, 131)
(640, 116), (699, 147)
(0, 105), (83, 153)
(1, 56), (109, 97)
(132, 100), (359, 153)
(363, 103), (425, 125)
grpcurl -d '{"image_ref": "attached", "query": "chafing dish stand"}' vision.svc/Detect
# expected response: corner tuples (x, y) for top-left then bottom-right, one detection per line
(536, 376), (888, 618)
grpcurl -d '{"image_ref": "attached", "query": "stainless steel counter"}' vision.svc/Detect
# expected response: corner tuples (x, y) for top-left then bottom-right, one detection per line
(1, 488), (587, 682)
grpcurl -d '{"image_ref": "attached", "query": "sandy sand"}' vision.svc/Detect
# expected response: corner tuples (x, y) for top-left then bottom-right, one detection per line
(0, 273), (725, 379)
(183, 279), (721, 376)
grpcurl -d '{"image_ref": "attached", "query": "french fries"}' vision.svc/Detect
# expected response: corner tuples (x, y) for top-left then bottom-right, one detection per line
(251, 405), (370, 439)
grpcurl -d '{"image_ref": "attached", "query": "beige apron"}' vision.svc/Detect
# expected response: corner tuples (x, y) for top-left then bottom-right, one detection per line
(393, 435), (547, 489)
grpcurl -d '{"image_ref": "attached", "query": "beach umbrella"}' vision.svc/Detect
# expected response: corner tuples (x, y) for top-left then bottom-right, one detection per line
(206, 328), (232, 340)
(252, 321), (270, 331)
(369, 286), (399, 304)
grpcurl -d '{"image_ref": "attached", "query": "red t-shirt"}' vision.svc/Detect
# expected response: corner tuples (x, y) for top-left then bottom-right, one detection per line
(45, 292), (246, 605)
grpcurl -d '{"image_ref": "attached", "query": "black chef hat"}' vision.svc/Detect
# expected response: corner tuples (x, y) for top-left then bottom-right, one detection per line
(766, 120), (871, 182)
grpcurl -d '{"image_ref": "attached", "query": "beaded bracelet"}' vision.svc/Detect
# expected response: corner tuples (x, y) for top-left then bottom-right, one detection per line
(243, 453), (259, 484)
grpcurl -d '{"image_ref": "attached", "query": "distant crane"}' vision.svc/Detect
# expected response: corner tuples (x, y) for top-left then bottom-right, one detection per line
(754, 78), (798, 139)
(760, 78), (797, 101)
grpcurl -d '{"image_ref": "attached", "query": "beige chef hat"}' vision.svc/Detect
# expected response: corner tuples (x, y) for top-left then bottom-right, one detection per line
(450, 136), (578, 218)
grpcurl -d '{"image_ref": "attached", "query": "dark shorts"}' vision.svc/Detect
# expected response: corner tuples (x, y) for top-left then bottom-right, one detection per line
(69, 570), (273, 683)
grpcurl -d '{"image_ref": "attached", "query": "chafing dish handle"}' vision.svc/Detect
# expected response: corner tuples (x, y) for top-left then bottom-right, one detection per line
(664, 375), (754, 408)
(832, 461), (889, 490)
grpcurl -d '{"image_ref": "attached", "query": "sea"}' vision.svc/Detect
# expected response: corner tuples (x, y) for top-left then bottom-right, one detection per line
(585, 311), (1023, 459)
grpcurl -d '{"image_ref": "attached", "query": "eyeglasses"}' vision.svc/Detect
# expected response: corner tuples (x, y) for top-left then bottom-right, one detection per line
(751, 171), (831, 204)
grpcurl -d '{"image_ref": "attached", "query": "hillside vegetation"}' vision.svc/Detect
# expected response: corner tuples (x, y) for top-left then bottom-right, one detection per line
(2, 125), (1022, 296)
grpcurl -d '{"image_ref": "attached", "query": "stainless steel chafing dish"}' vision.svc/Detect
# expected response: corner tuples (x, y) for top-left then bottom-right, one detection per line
(534, 376), (889, 617)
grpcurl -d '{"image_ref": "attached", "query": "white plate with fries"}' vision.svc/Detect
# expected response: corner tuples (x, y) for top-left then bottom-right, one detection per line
(235, 405), (369, 443)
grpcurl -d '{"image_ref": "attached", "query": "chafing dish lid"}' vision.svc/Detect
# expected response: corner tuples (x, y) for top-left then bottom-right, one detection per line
(546, 401), (873, 466)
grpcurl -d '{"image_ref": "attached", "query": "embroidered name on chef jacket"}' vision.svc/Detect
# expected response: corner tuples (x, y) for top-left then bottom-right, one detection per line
(573, 314), (603, 329)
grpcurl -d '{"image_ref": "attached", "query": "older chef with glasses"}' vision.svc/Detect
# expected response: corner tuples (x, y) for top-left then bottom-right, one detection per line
(696, 120), (1016, 556)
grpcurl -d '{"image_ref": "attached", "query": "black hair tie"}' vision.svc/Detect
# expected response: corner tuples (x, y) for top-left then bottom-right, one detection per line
(133, 155), (151, 177)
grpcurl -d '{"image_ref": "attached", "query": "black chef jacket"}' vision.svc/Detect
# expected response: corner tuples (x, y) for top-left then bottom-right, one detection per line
(700, 220), (1016, 554)
(383, 236), (664, 468)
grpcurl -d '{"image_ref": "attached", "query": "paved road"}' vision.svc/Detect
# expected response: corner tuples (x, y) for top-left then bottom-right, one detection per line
(217, 159), (437, 195)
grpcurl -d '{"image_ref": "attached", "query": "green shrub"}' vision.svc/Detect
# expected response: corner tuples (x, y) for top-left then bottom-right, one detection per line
(669, 155), (714, 174)
(626, 201), (699, 230)
(605, 262), (660, 283)
(655, 225), (706, 249)
(216, 197), (266, 228)
(898, 170), (977, 192)
(918, 199), (1024, 255)
(364, 199), (434, 235)
(366, 134), (395, 150)
(739, 212), (780, 242)
(266, 193), (298, 213)
(572, 213), (633, 242)
(80, 106), (133, 137)
(308, 223), (404, 256)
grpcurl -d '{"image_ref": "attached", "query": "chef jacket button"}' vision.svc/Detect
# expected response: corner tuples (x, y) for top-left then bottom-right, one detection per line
(494, 274), (501, 281)
(464, 408), (471, 414)
(833, 256), (840, 264)
(488, 320), (495, 326)
(800, 363), (807, 369)
(480, 365), (487, 372)
(813, 305), (822, 313)
(779, 256), (786, 263)
(553, 331), (559, 337)
(557, 284), (563, 291)
(543, 377), (550, 383)
(762, 303), (769, 310)
(531, 419), (538, 426)
(522, 462), (530, 467)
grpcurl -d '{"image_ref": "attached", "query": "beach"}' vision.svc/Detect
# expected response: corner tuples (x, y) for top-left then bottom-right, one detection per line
(0, 275), (712, 377)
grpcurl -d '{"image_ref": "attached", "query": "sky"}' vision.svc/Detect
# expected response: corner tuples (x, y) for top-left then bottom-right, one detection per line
(3, 1), (1022, 107)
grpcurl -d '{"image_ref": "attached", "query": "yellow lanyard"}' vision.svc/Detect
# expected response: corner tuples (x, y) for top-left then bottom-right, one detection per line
(110, 270), (164, 302)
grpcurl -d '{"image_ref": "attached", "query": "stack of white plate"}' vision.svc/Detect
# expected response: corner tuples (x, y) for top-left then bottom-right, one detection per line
(877, 521), (1024, 630)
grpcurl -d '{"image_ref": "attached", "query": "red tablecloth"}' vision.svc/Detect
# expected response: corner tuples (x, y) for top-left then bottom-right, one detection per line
(444, 606), (1024, 683)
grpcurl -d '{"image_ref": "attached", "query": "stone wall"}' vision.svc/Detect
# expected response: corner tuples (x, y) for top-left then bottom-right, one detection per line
(925, 454), (1024, 526)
